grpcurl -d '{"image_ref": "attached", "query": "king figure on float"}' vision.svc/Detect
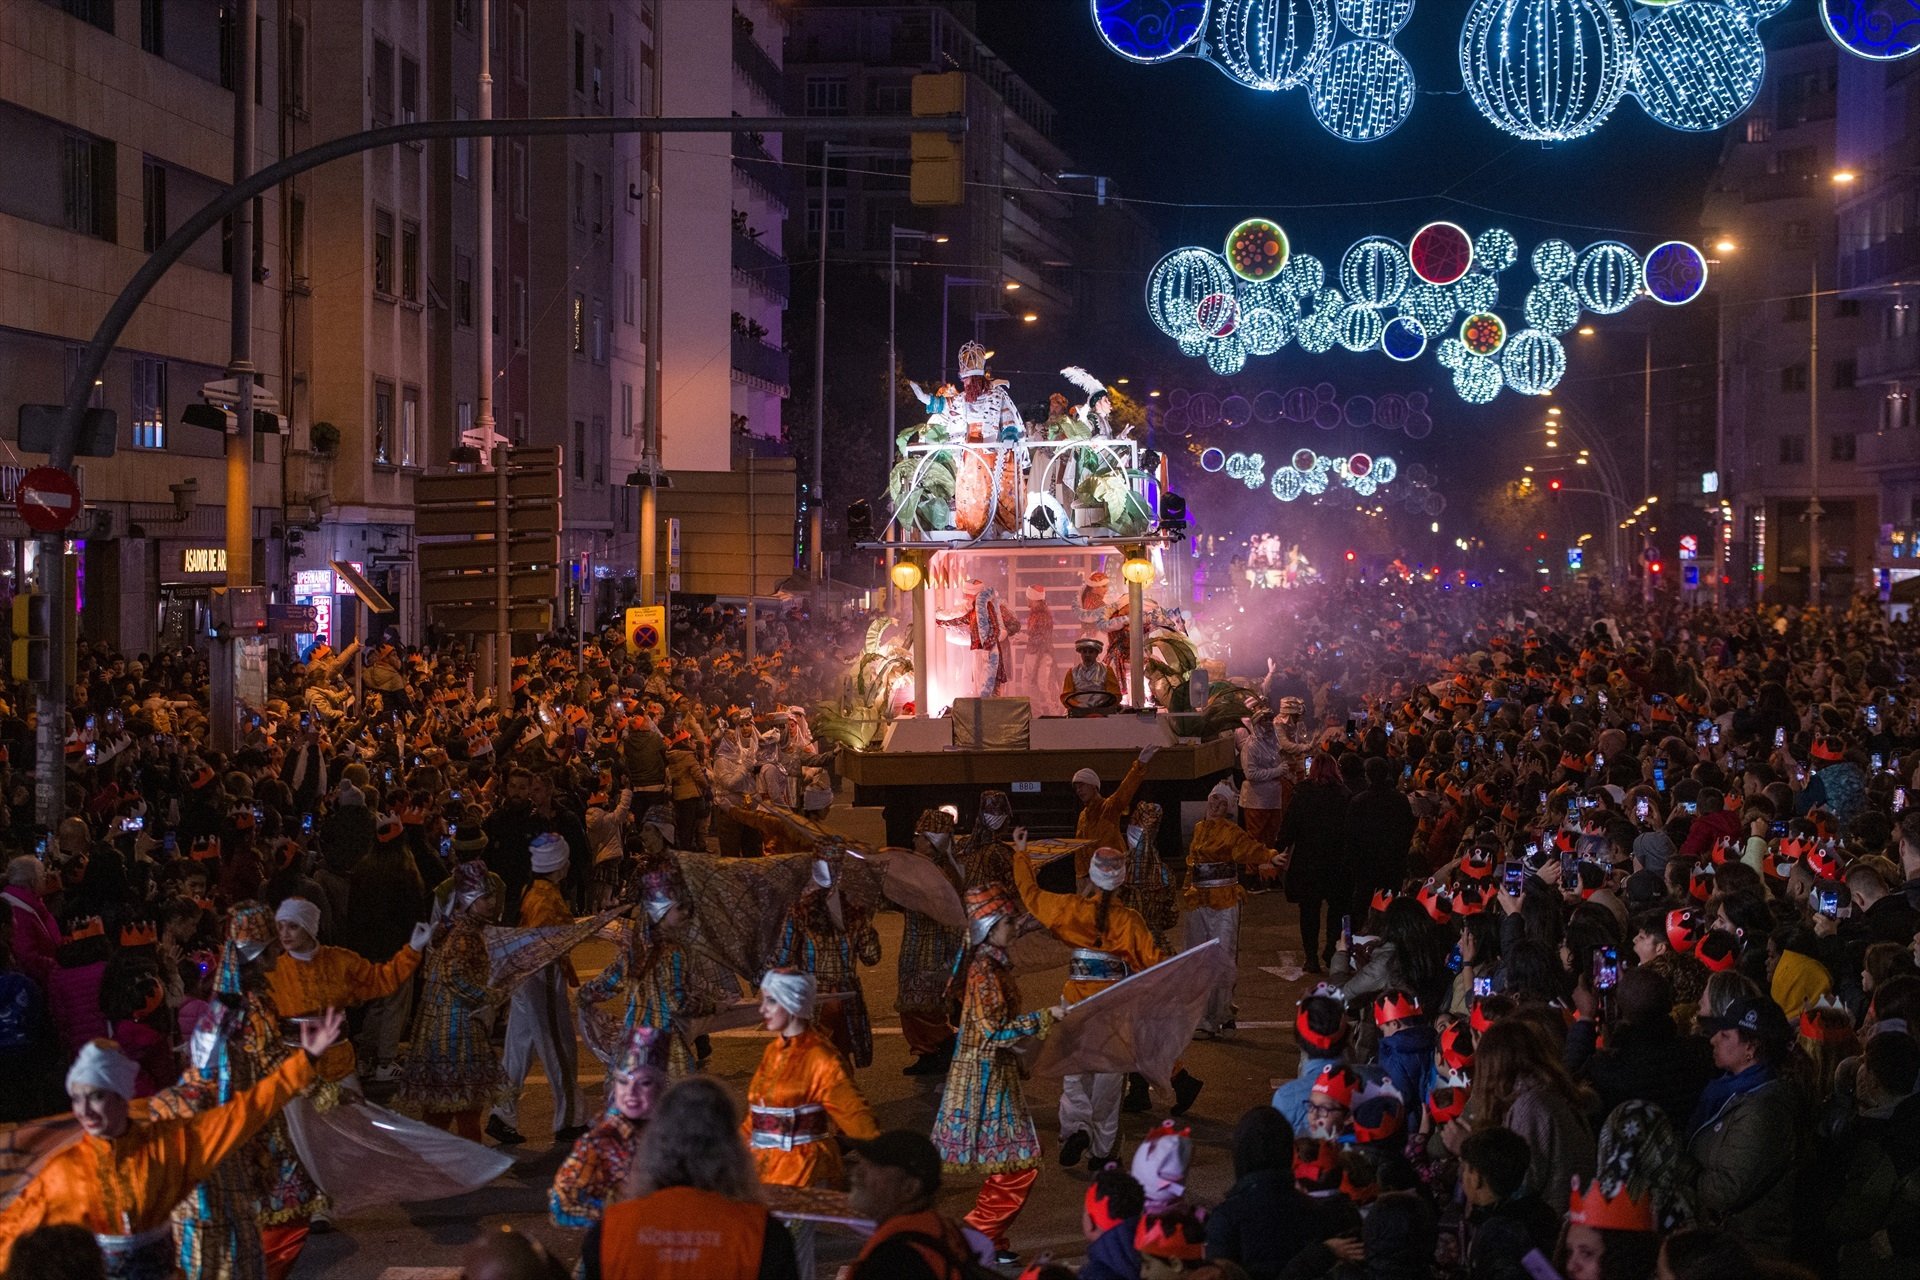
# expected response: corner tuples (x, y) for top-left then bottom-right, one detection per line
(913, 340), (1024, 538)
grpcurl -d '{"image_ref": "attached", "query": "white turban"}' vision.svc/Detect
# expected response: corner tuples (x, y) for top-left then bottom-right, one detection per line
(1072, 767), (1101, 790)
(1089, 847), (1129, 892)
(275, 897), (321, 940)
(530, 832), (569, 875)
(1208, 780), (1239, 817)
(760, 969), (818, 1021)
(66, 1038), (140, 1100)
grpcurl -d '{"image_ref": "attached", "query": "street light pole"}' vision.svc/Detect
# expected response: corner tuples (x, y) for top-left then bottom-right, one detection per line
(1807, 255), (1824, 607)
(1641, 328), (1654, 604)
(886, 225), (937, 611)
(811, 142), (831, 587)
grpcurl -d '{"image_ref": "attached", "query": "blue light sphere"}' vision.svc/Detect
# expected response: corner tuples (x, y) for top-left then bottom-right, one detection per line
(1309, 38), (1418, 141)
(1633, 4), (1768, 133)
(1501, 328), (1568, 394)
(1460, 0), (1633, 142)
(1341, 236), (1411, 306)
(1090, 0), (1210, 63)
(1820, 0), (1920, 59)
(1381, 316), (1428, 361)
(1208, 0), (1338, 90)
(1576, 241), (1644, 313)
(1645, 240), (1709, 305)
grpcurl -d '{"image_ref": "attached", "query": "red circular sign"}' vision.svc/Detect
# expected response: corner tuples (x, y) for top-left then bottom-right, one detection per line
(15, 466), (81, 533)
(1409, 222), (1474, 287)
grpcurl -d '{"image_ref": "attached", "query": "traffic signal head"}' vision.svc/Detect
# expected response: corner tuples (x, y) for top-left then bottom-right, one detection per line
(1650, 561), (1663, 574)
(1548, 478), (1562, 492)
(910, 73), (965, 207)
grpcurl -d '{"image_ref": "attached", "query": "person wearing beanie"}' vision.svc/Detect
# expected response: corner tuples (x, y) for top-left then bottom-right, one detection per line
(1014, 826), (1200, 1173)
(488, 831), (588, 1147)
(266, 897), (430, 1084)
(1183, 781), (1283, 1037)
(1071, 744), (1160, 882)
(0, 1012), (342, 1276)
(744, 965), (879, 1237)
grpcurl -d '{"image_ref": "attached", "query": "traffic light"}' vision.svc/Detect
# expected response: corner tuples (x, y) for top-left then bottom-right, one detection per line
(1650, 561), (1663, 575)
(10, 593), (49, 683)
(1344, 550), (1356, 562)
(910, 72), (965, 207)
(1548, 478), (1562, 492)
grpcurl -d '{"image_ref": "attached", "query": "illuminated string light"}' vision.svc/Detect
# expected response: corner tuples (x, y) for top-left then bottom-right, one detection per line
(1633, 4), (1768, 133)
(1226, 218), (1292, 280)
(1453, 271), (1499, 313)
(1461, 312), (1508, 356)
(1146, 247), (1234, 340)
(1454, 354), (1504, 403)
(1340, 236), (1411, 306)
(1410, 222), (1474, 286)
(1474, 227), (1520, 272)
(1524, 281), (1582, 335)
(1090, 0), (1211, 62)
(1338, 303), (1387, 351)
(1460, 0), (1632, 142)
(1240, 306), (1294, 355)
(1575, 241), (1644, 313)
(1501, 329), (1568, 395)
(1531, 238), (1577, 280)
(1398, 283), (1459, 337)
(1209, 0), (1338, 89)
(1822, 0), (1920, 59)
(1309, 37), (1417, 141)
(1207, 333), (1249, 374)
(1197, 292), (1241, 337)
(1280, 252), (1328, 296)
(1337, 0), (1416, 39)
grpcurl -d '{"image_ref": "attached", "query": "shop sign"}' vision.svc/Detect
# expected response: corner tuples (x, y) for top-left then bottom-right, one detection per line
(181, 547), (228, 575)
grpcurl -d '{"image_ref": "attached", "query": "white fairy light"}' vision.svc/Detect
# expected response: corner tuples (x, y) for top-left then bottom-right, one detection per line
(1338, 303), (1388, 352)
(1340, 236), (1411, 306)
(1460, 0), (1632, 142)
(1633, 3), (1768, 133)
(1502, 329), (1568, 395)
(1575, 241), (1644, 314)
(1146, 247), (1235, 340)
(1524, 281), (1583, 335)
(1209, 0), (1338, 90)
(1309, 37), (1417, 141)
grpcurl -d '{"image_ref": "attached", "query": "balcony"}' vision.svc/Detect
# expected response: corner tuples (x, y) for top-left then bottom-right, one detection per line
(732, 133), (792, 212)
(1742, 170), (1819, 204)
(731, 332), (791, 394)
(1859, 331), (1920, 384)
(1856, 427), (1920, 474)
(732, 229), (790, 302)
(1840, 231), (1920, 292)
(733, 27), (785, 109)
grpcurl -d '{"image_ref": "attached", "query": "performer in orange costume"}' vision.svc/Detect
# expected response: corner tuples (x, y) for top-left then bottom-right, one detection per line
(266, 897), (426, 1083)
(0, 1010), (346, 1279)
(742, 968), (878, 1191)
(1069, 744), (1157, 880)
(1182, 781), (1283, 1037)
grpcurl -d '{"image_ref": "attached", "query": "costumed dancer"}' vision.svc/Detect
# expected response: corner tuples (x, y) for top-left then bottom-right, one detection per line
(744, 966), (877, 1280)
(1077, 572), (1112, 640)
(0, 1012), (343, 1279)
(395, 863), (508, 1142)
(1062, 636), (1123, 714)
(490, 832), (588, 1147)
(1012, 837), (1201, 1170)
(1020, 586), (1058, 712)
(895, 809), (964, 1076)
(147, 903), (323, 1280)
(932, 340), (1024, 538)
(1070, 744), (1158, 883)
(960, 790), (1018, 891)
(574, 858), (721, 1080)
(935, 579), (1014, 698)
(1119, 801), (1178, 945)
(548, 1024), (669, 1229)
(773, 848), (882, 1068)
(1183, 782), (1283, 1038)
(264, 896), (427, 1087)
(931, 883), (1063, 1266)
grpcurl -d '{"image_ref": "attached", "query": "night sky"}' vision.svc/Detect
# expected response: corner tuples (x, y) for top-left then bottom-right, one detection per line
(964, 1), (1736, 539)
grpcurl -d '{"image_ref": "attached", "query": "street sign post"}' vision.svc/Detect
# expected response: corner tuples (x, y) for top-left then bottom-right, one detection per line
(14, 467), (82, 533)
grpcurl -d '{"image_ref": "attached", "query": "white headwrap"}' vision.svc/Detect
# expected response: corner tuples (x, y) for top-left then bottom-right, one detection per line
(275, 897), (322, 940)
(1208, 780), (1239, 817)
(66, 1038), (140, 1100)
(530, 832), (569, 874)
(1072, 767), (1101, 790)
(1089, 846), (1129, 892)
(760, 969), (818, 1021)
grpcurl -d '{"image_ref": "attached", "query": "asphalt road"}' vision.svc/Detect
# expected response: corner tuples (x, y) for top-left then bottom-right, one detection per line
(303, 883), (1316, 1278)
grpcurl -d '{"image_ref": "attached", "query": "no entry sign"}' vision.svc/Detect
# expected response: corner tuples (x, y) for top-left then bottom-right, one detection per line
(15, 467), (82, 533)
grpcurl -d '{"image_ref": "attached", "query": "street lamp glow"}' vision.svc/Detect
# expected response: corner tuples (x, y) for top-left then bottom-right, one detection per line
(933, 235), (950, 244)
(1430, 522), (1440, 533)
(1021, 312), (1038, 323)
(1833, 170), (1858, 185)
(1004, 281), (1021, 291)
(1578, 326), (1596, 337)
(1523, 464), (1534, 472)
(1116, 377), (1130, 385)
(1148, 389), (1161, 397)
(1575, 456), (1587, 464)
(1714, 239), (1737, 254)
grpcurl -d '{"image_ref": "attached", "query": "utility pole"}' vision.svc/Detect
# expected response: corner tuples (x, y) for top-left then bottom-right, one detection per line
(1808, 255), (1824, 607)
(811, 143), (831, 586)
(637, 20), (664, 610)
(1641, 328), (1653, 605)
(211, 0), (259, 755)
(475, 0), (502, 696)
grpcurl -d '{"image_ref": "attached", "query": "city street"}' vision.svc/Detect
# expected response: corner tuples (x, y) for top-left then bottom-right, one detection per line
(304, 871), (1315, 1277)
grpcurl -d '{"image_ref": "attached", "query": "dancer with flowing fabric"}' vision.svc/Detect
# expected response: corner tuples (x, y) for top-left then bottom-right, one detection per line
(575, 859), (722, 1080)
(771, 850), (881, 1069)
(894, 809), (964, 1076)
(549, 1025), (669, 1229)
(395, 864), (508, 1142)
(1182, 781), (1282, 1037)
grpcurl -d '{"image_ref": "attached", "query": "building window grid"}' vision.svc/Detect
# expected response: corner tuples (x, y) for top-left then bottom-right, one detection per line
(592, 415), (606, 485)
(621, 381), (634, 436)
(591, 299), (606, 363)
(372, 39), (394, 127)
(132, 358), (166, 450)
(454, 251), (473, 327)
(1832, 432), (1856, 463)
(373, 209), (394, 296)
(374, 379), (396, 465)
(455, 106), (471, 180)
(286, 18), (306, 112)
(572, 294), (586, 354)
(591, 171), (604, 236)
(142, 158), (167, 252)
(401, 221), (420, 302)
(401, 385), (420, 467)
(1779, 434), (1806, 465)
(573, 420), (586, 479)
(63, 133), (113, 240)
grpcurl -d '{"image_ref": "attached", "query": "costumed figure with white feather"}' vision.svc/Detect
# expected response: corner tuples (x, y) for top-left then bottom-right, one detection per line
(910, 340), (1023, 538)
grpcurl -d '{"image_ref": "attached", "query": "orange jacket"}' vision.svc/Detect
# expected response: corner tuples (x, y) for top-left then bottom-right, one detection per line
(0, 1052), (316, 1266)
(1013, 844), (1163, 1004)
(744, 1026), (877, 1189)
(266, 943), (420, 1080)
(1183, 817), (1273, 911)
(597, 1186), (768, 1279)
(1074, 759), (1147, 880)
(520, 877), (579, 985)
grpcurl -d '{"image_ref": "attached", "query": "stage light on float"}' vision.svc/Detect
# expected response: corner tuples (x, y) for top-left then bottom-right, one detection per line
(1121, 548), (1156, 586)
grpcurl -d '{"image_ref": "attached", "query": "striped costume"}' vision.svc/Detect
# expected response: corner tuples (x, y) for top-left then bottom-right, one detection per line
(773, 891), (881, 1069)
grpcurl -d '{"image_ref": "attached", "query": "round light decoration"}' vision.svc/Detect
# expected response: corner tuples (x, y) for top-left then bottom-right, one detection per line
(1460, 0), (1632, 143)
(1453, 271), (1499, 313)
(1531, 239), (1577, 280)
(1336, 0), (1417, 39)
(1645, 240), (1709, 305)
(1340, 237), (1411, 306)
(1410, 222), (1475, 286)
(1226, 218), (1292, 281)
(1454, 354), (1504, 404)
(1822, 0), (1920, 59)
(1199, 446), (1226, 472)
(1146, 247), (1234, 340)
(1292, 447), (1319, 471)
(1197, 292), (1241, 337)
(1380, 315), (1427, 361)
(1372, 455), (1398, 483)
(1398, 283), (1458, 337)
(1090, 0), (1210, 62)
(1524, 281), (1582, 334)
(1338, 303), (1387, 352)
(1634, 4), (1768, 133)
(1240, 306), (1294, 355)
(1348, 452), (1373, 477)
(1308, 37), (1417, 141)
(1209, 0), (1338, 90)
(1474, 227), (1520, 273)
(1280, 253), (1327, 296)
(1271, 468), (1305, 501)
(1575, 241), (1644, 314)
(1461, 312), (1508, 356)
(1502, 329), (1568, 395)
(1206, 333), (1249, 374)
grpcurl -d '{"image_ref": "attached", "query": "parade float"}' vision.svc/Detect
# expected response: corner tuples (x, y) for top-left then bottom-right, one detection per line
(832, 340), (1246, 846)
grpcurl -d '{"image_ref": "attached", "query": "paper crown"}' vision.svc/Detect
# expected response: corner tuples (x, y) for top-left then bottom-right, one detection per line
(1688, 865), (1716, 902)
(1666, 908), (1704, 954)
(1293, 1137), (1340, 1188)
(189, 835), (222, 863)
(1350, 1069), (1405, 1144)
(1451, 881), (1491, 917)
(1295, 985), (1348, 1052)
(1696, 929), (1740, 973)
(117, 921), (157, 949)
(1133, 1208), (1206, 1261)
(1416, 880), (1452, 923)
(1373, 990), (1422, 1025)
(1808, 846), (1846, 881)
(1427, 1083), (1470, 1125)
(1369, 888), (1397, 913)
(1811, 737), (1845, 763)
(1799, 997), (1857, 1046)
(1567, 1178), (1657, 1232)
(1309, 1063), (1361, 1109)
(1469, 999), (1499, 1035)
(1461, 847), (1495, 879)
(67, 916), (106, 943)
(1439, 1019), (1475, 1071)
(1710, 837), (1740, 867)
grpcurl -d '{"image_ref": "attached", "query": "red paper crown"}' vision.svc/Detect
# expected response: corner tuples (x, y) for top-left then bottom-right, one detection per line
(117, 921), (157, 949)
(1461, 848), (1495, 880)
(1295, 991), (1349, 1053)
(1469, 1000), (1497, 1035)
(1133, 1209), (1205, 1261)
(68, 916), (105, 943)
(1567, 1179), (1656, 1232)
(1310, 1063), (1361, 1109)
(189, 835), (222, 863)
(1812, 737), (1845, 763)
(1697, 930), (1740, 973)
(1808, 846), (1845, 881)
(1085, 1182), (1126, 1235)
(1369, 889), (1397, 913)
(1416, 881), (1452, 924)
(1439, 1020), (1475, 1070)
(1451, 881), (1490, 917)
(1799, 999), (1856, 1046)
(1293, 1138), (1339, 1187)
(1666, 909), (1703, 954)
(1710, 837), (1740, 867)
(1373, 990), (1422, 1025)
(1427, 1084), (1470, 1125)
(1689, 865), (1716, 902)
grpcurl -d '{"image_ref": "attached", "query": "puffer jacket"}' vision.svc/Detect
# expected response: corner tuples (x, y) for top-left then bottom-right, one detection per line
(1687, 1073), (1804, 1258)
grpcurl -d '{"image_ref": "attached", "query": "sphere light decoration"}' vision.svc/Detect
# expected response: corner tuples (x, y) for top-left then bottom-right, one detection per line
(1453, 270), (1499, 313)
(1461, 312), (1508, 356)
(1349, 452), (1374, 477)
(1381, 315), (1427, 361)
(1209, 0), (1338, 90)
(1410, 222), (1475, 286)
(1460, 0), (1632, 143)
(1292, 447), (1319, 471)
(1645, 240), (1709, 305)
(1224, 452), (1252, 480)
(1351, 475), (1378, 496)
(1254, 389), (1286, 422)
(1454, 354), (1505, 404)
(1531, 238), (1578, 280)
(1733, 0), (1790, 15)
(1338, 303), (1387, 352)
(1226, 218), (1292, 281)
(1502, 328), (1568, 395)
(1475, 227), (1520, 273)
(1633, 4), (1768, 133)
(1199, 446), (1227, 473)
(1272, 468), (1306, 501)
(1524, 281), (1582, 335)
(1575, 241), (1643, 314)
(1340, 237), (1411, 306)
(1398, 283), (1459, 337)
(1207, 334), (1250, 375)
(1241, 306), (1294, 355)
(1146, 247), (1234, 339)
(890, 558), (924, 592)
(1336, 0), (1416, 39)
(1300, 467), (1329, 495)
(1373, 455), (1399, 483)
(1177, 333), (1207, 358)
(1280, 252), (1327, 296)
(1309, 37), (1417, 141)
(1197, 291), (1241, 337)
(1436, 337), (1471, 370)
(1343, 394), (1375, 427)
(1822, 0), (1920, 60)
(1298, 308), (1341, 354)
(1090, 0), (1210, 62)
